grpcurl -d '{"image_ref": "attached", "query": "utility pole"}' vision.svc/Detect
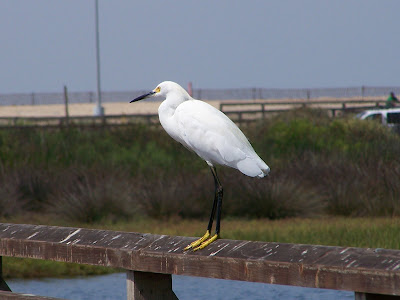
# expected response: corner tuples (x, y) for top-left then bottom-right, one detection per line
(93, 0), (104, 116)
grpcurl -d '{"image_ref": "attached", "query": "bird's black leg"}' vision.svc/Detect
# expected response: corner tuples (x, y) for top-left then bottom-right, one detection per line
(206, 166), (220, 233)
(191, 167), (223, 251)
(210, 166), (223, 236)
(184, 166), (223, 251)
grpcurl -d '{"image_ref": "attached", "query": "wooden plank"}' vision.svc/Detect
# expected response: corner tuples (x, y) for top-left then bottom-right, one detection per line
(0, 256), (11, 292)
(0, 223), (400, 296)
(127, 271), (178, 300)
(0, 291), (64, 299)
(355, 292), (400, 299)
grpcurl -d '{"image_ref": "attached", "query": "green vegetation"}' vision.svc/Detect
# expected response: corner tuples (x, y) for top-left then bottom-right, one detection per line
(1, 108), (400, 278)
(1, 108), (399, 221)
(2, 257), (115, 279)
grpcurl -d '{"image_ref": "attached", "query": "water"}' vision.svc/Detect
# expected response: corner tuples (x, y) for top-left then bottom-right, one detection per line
(7, 272), (354, 300)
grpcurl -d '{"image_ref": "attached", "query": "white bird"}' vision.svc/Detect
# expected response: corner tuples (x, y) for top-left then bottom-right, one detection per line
(130, 81), (270, 251)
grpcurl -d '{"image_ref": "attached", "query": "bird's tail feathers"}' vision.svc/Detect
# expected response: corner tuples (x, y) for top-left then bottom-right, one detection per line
(258, 166), (270, 178)
(236, 157), (270, 178)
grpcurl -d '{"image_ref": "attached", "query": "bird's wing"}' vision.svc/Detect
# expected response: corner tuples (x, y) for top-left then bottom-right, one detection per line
(174, 100), (255, 165)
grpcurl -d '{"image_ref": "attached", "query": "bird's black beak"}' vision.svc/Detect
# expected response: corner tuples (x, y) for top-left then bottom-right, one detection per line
(130, 91), (156, 103)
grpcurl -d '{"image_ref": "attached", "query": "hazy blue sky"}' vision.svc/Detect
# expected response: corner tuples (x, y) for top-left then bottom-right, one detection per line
(1, 1), (399, 93)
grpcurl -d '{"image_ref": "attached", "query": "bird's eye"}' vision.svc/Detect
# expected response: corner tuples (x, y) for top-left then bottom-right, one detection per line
(155, 86), (161, 93)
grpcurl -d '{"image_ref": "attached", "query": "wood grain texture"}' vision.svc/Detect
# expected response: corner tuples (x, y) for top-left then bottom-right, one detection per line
(1, 223), (400, 296)
(127, 271), (178, 300)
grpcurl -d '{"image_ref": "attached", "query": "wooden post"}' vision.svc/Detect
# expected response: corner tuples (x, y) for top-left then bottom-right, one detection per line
(262, 103), (266, 119)
(64, 85), (70, 126)
(187, 82), (193, 97)
(0, 257), (11, 292)
(361, 86), (365, 100)
(355, 292), (400, 299)
(127, 271), (178, 300)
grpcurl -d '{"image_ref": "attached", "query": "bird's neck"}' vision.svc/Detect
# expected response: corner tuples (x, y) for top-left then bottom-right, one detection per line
(159, 93), (190, 116)
(157, 97), (186, 143)
(158, 100), (176, 119)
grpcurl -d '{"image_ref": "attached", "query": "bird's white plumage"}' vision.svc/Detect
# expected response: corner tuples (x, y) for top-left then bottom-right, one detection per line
(154, 81), (270, 178)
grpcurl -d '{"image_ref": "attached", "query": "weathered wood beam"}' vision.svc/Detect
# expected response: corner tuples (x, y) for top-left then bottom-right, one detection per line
(127, 271), (178, 300)
(355, 292), (400, 299)
(0, 223), (400, 296)
(0, 256), (11, 292)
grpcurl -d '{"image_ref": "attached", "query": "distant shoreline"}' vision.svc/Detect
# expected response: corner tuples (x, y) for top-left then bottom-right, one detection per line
(0, 101), (229, 118)
(0, 97), (384, 118)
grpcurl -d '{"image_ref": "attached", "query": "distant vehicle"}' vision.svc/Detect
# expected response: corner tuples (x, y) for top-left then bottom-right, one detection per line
(356, 108), (400, 133)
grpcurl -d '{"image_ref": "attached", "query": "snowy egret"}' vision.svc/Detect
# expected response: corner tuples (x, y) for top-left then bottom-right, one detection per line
(130, 81), (270, 251)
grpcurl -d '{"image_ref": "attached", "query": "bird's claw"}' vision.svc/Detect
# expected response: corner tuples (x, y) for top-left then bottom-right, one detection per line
(184, 230), (210, 251)
(184, 231), (219, 251)
(193, 234), (219, 251)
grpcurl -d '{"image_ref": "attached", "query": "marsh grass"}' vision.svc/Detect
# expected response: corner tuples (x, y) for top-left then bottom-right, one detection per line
(0, 108), (400, 221)
(47, 168), (137, 223)
(224, 172), (324, 219)
(221, 217), (400, 250)
(133, 172), (211, 219)
(2, 257), (116, 279)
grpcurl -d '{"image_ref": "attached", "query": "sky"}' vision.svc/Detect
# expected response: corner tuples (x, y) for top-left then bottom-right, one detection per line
(1, 1), (400, 94)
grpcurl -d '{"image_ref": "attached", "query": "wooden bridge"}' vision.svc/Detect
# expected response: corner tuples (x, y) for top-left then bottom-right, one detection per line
(0, 223), (399, 299)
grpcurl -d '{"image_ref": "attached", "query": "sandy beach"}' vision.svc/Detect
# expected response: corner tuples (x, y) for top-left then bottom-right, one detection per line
(0, 101), (229, 118)
(0, 97), (385, 118)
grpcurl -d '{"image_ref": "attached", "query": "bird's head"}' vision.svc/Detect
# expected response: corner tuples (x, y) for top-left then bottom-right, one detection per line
(130, 81), (190, 103)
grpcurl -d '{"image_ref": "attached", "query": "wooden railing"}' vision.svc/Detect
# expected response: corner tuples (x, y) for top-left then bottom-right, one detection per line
(220, 99), (386, 124)
(0, 99), (387, 128)
(0, 223), (399, 299)
(219, 98), (385, 112)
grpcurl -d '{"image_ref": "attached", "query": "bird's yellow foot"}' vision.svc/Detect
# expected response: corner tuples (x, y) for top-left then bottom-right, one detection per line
(184, 230), (210, 251)
(193, 233), (219, 251)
